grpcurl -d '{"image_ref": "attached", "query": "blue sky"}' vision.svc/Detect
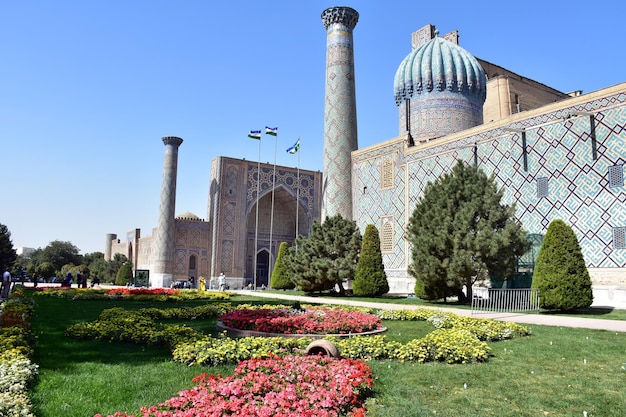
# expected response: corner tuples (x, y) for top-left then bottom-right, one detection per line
(2, 1), (624, 255)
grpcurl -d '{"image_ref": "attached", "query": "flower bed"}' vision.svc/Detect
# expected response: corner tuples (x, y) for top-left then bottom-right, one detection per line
(31, 287), (231, 301)
(65, 303), (529, 366)
(0, 287), (38, 417)
(96, 355), (373, 417)
(218, 308), (383, 335)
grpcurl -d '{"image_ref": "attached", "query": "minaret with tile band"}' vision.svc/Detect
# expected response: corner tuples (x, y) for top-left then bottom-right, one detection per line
(321, 6), (359, 220)
(153, 136), (183, 288)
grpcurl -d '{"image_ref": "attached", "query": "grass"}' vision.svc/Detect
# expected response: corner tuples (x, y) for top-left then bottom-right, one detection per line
(367, 325), (625, 416)
(27, 294), (626, 417)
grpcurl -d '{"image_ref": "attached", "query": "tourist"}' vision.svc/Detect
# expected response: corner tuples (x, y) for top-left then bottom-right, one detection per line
(218, 272), (226, 291)
(91, 276), (100, 287)
(198, 276), (206, 292)
(1, 268), (11, 298)
(63, 272), (73, 288)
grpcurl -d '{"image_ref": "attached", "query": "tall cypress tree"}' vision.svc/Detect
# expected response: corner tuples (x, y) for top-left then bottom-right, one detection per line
(532, 219), (593, 310)
(270, 242), (295, 290)
(353, 224), (389, 296)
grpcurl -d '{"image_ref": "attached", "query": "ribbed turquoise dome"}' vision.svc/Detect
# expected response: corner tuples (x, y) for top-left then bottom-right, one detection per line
(393, 35), (486, 141)
(394, 36), (486, 106)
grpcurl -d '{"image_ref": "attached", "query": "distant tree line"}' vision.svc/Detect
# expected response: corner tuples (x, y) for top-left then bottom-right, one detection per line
(0, 224), (129, 286)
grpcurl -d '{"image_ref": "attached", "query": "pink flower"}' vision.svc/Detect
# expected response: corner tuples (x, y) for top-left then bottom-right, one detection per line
(99, 356), (373, 417)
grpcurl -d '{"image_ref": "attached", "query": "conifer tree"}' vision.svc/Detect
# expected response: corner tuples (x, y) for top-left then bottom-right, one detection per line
(115, 262), (134, 286)
(287, 214), (361, 294)
(0, 223), (17, 271)
(407, 160), (528, 302)
(532, 219), (593, 310)
(353, 224), (389, 296)
(270, 242), (294, 289)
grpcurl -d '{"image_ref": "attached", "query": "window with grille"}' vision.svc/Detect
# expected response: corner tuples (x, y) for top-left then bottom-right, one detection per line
(381, 221), (394, 253)
(381, 158), (394, 189)
(537, 177), (549, 198)
(608, 165), (624, 188)
(614, 227), (626, 249)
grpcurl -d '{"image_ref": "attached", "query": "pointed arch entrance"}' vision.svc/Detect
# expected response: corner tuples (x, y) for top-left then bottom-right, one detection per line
(246, 185), (311, 285)
(255, 249), (269, 287)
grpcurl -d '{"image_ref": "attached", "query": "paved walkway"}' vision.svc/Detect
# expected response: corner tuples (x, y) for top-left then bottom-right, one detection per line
(232, 290), (626, 333)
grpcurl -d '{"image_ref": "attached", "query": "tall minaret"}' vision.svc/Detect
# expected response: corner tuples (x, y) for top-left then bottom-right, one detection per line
(321, 6), (359, 220)
(153, 136), (183, 288)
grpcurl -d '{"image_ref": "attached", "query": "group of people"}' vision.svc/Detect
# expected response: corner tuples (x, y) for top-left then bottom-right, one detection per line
(61, 271), (99, 288)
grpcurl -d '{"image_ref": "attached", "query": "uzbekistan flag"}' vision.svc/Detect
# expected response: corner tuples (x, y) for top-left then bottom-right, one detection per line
(286, 138), (300, 154)
(248, 130), (261, 140)
(265, 126), (278, 136)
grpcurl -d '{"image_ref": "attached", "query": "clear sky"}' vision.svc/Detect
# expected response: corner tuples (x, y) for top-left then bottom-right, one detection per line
(2, 0), (624, 255)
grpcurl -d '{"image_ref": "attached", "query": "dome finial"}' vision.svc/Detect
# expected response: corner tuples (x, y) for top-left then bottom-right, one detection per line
(434, 28), (439, 37)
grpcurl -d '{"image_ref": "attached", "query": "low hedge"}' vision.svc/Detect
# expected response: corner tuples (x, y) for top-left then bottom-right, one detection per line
(66, 303), (530, 366)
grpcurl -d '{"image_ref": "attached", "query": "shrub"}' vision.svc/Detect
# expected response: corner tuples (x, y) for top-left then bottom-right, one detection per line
(172, 335), (312, 366)
(400, 328), (491, 364)
(115, 262), (133, 286)
(353, 224), (389, 297)
(532, 219), (593, 310)
(270, 242), (295, 289)
(64, 301), (530, 367)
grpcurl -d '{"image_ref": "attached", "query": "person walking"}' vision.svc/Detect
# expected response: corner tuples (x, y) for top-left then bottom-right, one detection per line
(1, 268), (11, 298)
(218, 273), (226, 291)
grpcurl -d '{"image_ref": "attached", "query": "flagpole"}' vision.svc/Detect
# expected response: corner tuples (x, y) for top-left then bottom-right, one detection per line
(269, 131), (277, 284)
(295, 138), (300, 246)
(254, 138), (261, 290)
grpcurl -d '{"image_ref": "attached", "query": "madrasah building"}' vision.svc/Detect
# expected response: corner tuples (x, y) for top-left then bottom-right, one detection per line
(106, 6), (626, 307)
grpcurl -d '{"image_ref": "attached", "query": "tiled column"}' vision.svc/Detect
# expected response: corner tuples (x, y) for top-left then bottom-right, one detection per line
(153, 136), (183, 288)
(321, 6), (359, 220)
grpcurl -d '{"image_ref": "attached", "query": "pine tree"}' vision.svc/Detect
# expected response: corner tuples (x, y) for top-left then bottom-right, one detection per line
(353, 224), (389, 296)
(532, 219), (593, 310)
(270, 242), (294, 289)
(407, 160), (529, 302)
(0, 223), (17, 271)
(287, 214), (361, 294)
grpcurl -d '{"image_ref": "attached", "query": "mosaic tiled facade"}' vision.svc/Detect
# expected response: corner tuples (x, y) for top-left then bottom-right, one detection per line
(321, 6), (359, 220)
(208, 157), (323, 287)
(354, 85), (626, 292)
(153, 136), (183, 287)
(109, 156), (322, 288)
(106, 8), (624, 304)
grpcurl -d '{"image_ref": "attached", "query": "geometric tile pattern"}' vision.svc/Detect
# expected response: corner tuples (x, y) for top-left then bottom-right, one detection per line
(354, 90), (626, 278)
(208, 157), (322, 281)
(154, 136), (183, 275)
(322, 6), (359, 219)
(354, 141), (407, 269)
(246, 165), (317, 220)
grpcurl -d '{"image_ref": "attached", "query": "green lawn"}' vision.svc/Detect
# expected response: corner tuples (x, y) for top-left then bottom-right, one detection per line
(28, 294), (626, 417)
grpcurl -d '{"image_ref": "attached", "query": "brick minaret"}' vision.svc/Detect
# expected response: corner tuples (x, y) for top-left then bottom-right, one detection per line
(153, 136), (183, 288)
(321, 6), (359, 220)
